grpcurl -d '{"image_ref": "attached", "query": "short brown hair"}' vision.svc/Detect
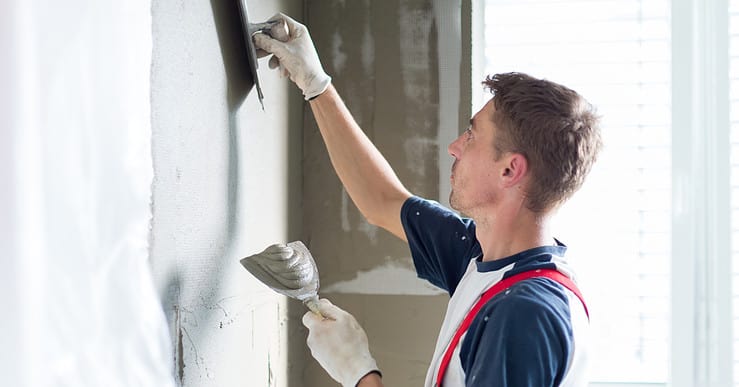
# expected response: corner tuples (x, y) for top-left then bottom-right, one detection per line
(484, 72), (602, 212)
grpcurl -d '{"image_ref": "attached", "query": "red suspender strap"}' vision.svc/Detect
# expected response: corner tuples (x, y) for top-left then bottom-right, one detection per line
(435, 269), (589, 387)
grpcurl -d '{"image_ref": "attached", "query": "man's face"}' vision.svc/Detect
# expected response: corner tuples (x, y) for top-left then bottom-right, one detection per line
(447, 100), (507, 214)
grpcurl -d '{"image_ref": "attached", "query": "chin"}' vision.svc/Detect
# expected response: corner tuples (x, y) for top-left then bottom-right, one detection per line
(449, 193), (462, 211)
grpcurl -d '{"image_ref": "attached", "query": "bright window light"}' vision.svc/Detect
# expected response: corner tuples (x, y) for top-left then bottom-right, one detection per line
(481, 0), (671, 384)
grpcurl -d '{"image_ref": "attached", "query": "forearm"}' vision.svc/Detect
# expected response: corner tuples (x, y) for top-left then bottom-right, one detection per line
(310, 85), (411, 239)
(357, 372), (384, 387)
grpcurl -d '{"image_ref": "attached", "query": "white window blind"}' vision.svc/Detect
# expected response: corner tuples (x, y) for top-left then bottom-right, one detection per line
(481, 0), (671, 384)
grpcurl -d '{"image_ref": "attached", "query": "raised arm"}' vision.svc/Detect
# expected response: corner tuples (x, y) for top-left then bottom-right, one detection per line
(255, 14), (411, 240)
(309, 85), (411, 239)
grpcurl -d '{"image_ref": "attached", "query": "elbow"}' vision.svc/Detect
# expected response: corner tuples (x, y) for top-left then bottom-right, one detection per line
(362, 190), (411, 230)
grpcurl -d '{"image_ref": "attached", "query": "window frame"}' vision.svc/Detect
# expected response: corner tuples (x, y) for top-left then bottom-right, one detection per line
(671, 0), (732, 386)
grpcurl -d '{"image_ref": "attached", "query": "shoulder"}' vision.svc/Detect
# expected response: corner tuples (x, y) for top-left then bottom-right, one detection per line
(476, 278), (573, 346)
(400, 196), (480, 257)
(490, 277), (572, 321)
(460, 278), (574, 386)
(400, 196), (482, 294)
(473, 278), (573, 350)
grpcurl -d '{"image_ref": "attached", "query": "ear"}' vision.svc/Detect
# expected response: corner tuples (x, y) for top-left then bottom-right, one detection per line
(500, 153), (528, 188)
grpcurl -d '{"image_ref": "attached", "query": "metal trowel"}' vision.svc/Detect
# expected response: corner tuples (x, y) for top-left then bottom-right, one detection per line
(240, 241), (324, 318)
(236, 1), (289, 110)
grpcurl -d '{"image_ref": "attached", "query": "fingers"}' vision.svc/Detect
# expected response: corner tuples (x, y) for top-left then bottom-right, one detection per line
(268, 55), (281, 70)
(253, 33), (286, 56)
(267, 12), (303, 37)
(257, 51), (285, 78)
(302, 308), (323, 329)
(256, 48), (270, 59)
(266, 12), (287, 23)
(316, 298), (344, 320)
(302, 299), (343, 329)
(268, 20), (290, 42)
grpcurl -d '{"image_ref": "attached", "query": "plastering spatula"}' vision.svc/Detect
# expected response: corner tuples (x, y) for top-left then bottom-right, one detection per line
(240, 241), (323, 317)
(236, 1), (288, 110)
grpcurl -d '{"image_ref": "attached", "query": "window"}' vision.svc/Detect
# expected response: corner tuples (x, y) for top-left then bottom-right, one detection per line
(480, 0), (671, 384)
(480, 0), (739, 384)
(482, 0), (739, 385)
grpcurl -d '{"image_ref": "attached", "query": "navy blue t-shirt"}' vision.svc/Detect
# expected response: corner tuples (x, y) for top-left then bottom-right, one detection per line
(400, 196), (580, 387)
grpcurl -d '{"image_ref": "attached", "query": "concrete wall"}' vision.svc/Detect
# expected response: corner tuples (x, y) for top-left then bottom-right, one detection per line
(149, 1), (471, 385)
(149, 1), (303, 386)
(301, 1), (471, 385)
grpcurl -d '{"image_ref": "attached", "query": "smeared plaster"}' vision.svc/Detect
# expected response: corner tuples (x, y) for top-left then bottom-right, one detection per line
(340, 188), (351, 232)
(398, 3), (437, 117)
(331, 33), (347, 73)
(149, 1), (302, 386)
(357, 217), (379, 245)
(360, 18), (374, 75)
(300, 1), (469, 386)
(304, 0), (440, 289)
(322, 261), (446, 295)
(403, 136), (437, 178)
(433, 0), (464, 208)
(340, 187), (379, 243)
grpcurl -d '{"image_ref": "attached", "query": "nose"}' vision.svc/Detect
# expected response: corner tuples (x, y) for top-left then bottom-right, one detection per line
(448, 132), (463, 158)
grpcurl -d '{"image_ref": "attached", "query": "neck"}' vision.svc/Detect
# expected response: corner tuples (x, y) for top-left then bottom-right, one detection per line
(472, 206), (553, 262)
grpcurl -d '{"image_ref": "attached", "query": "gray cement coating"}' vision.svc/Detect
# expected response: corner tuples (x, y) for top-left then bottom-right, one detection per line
(149, 1), (303, 386)
(300, 1), (471, 385)
(149, 0), (470, 385)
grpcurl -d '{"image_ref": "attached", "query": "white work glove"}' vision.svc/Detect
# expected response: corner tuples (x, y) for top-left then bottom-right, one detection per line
(302, 299), (380, 387)
(253, 13), (332, 100)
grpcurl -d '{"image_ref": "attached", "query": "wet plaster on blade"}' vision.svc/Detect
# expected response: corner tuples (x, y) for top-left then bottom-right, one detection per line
(240, 241), (320, 303)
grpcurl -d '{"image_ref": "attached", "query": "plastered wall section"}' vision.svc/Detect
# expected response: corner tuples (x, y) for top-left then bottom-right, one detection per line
(149, 1), (303, 386)
(302, 1), (471, 385)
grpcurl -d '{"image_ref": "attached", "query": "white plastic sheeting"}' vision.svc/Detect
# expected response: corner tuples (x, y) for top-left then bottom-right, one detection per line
(0, 1), (175, 386)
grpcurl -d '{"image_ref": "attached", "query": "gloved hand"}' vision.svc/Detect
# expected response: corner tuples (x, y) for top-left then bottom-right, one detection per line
(254, 13), (332, 100)
(302, 299), (380, 387)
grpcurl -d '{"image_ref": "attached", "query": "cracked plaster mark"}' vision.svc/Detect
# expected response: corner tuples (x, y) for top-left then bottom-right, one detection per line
(175, 306), (185, 384)
(174, 304), (213, 383)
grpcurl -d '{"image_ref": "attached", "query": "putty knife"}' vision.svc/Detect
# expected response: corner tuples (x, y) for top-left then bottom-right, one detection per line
(236, 1), (288, 110)
(240, 241), (324, 318)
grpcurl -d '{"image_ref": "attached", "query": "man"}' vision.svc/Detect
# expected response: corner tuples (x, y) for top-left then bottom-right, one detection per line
(255, 13), (601, 387)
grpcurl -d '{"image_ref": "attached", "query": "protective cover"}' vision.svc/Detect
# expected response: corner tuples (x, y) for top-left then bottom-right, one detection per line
(0, 2), (174, 386)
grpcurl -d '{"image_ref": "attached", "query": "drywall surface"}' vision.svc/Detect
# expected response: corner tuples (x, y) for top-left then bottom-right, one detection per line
(301, 0), (470, 385)
(149, 1), (303, 386)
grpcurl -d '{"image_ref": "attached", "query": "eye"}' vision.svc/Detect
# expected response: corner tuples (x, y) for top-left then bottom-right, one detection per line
(465, 127), (473, 141)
